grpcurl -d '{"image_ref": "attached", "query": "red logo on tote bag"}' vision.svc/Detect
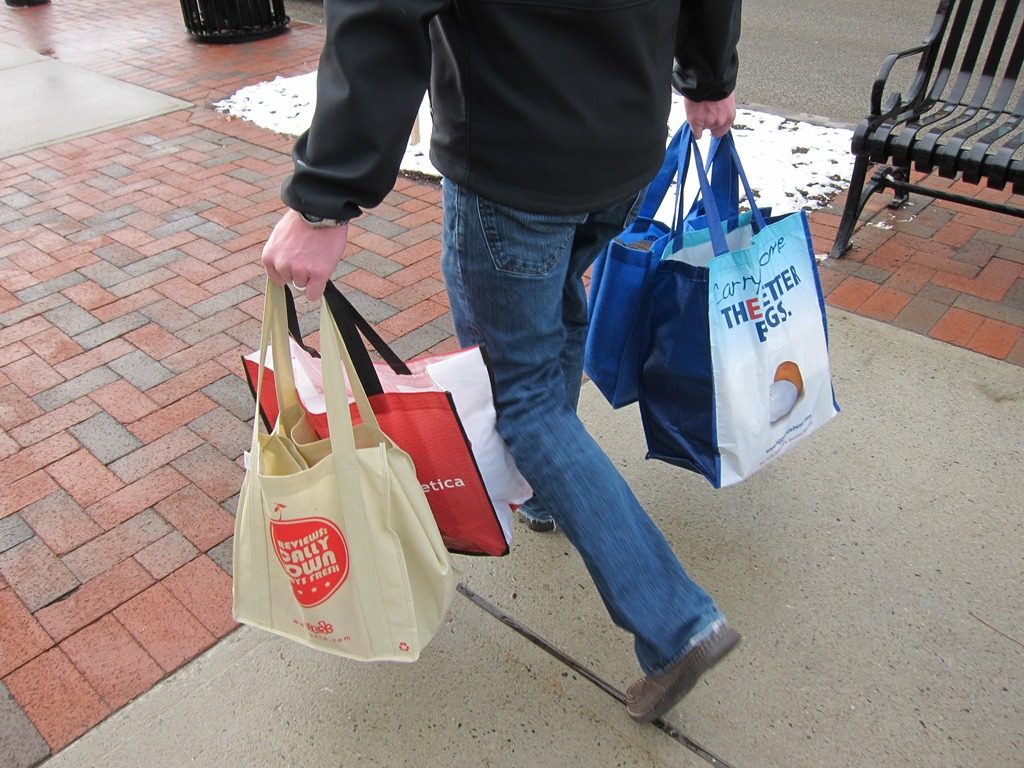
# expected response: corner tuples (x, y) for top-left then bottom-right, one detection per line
(270, 516), (349, 607)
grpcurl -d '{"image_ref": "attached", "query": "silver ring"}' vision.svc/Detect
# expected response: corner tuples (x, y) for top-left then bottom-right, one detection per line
(288, 281), (307, 293)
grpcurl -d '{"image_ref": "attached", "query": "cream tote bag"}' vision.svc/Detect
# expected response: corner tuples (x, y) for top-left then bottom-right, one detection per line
(233, 282), (458, 661)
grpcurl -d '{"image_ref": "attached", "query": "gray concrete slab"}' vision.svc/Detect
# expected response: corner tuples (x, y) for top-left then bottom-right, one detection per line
(589, 309), (1024, 767)
(0, 683), (49, 768)
(42, 311), (1023, 768)
(0, 42), (45, 70)
(0, 43), (190, 158)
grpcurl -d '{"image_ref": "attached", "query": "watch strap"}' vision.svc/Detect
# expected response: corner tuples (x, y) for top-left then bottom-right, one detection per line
(298, 210), (348, 228)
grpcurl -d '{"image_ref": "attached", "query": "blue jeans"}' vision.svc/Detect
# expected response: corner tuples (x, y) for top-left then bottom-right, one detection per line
(440, 179), (723, 675)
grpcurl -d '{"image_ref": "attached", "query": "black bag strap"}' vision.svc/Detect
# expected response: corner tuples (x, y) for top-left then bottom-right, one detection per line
(283, 281), (413, 398)
(322, 281), (411, 374)
(283, 284), (318, 357)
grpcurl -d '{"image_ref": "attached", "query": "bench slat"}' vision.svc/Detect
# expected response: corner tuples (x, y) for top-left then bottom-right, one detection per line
(887, 0), (1002, 170)
(945, 17), (1024, 181)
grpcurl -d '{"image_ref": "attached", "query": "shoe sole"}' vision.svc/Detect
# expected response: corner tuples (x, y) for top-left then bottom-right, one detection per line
(524, 519), (556, 532)
(518, 513), (556, 533)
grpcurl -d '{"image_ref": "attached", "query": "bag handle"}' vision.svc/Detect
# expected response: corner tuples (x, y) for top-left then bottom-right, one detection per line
(632, 125), (762, 244)
(679, 138), (729, 256)
(248, 280), (316, 450)
(256, 282), (386, 446)
(674, 131), (767, 256)
(647, 125), (735, 237)
(626, 124), (740, 238)
(722, 132), (767, 230)
(322, 281), (410, 373)
(283, 286), (318, 358)
(282, 280), (413, 397)
(267, 284), (302, 415)
(634, 124), (690, 222)
(318, 287), (388, 452)
(671, 131), (736, 234)
(683, 135), (741, 224)
(321, 281), (412, 393)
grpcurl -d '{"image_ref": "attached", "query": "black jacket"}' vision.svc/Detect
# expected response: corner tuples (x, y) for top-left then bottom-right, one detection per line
(283, 0), (741, 219)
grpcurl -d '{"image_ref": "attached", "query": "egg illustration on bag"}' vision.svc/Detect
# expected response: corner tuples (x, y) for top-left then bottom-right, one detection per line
(769, 361), (804, 424)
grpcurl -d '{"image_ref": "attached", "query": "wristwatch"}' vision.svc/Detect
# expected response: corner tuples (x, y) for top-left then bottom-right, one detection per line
(297, 210), (348, 228)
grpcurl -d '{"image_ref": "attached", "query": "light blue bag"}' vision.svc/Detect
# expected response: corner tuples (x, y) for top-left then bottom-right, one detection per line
(639, 133), (840, 488)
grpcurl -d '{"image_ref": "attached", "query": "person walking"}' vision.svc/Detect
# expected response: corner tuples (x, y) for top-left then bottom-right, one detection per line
(261, 0), (743, 723)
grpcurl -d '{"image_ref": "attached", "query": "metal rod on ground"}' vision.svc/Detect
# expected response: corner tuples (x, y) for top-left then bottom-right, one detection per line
(456, 582), (736, 768)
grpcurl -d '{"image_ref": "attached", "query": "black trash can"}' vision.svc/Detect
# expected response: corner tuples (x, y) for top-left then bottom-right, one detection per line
(179, 0), (289, 43)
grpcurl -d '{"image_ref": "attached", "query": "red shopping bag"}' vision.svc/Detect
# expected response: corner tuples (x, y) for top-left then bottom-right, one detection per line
(243, 283), (523, 556)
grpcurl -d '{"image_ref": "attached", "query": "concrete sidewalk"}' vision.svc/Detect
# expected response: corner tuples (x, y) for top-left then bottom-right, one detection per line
(38, 310), (1024, 768)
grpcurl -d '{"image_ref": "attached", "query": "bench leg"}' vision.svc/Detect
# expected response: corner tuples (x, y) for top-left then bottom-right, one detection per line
(830, 154), (873, 259)
(887, 166), (911, 209)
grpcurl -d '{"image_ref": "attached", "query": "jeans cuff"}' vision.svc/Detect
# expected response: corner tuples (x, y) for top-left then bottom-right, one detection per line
(517, 501), (553, 524)
(648, 613), (726, 677)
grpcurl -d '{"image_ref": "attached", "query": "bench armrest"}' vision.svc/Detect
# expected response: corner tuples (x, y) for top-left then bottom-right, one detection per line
(868, 0), (952, 117)
(869, 42), (933, 118)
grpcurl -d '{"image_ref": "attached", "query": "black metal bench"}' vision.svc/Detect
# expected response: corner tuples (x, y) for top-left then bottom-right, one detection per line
(831, 0), (1024, 258)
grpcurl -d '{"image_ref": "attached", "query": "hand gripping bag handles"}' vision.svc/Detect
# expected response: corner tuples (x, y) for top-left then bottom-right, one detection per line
(639, 132), (840, 488)
(233, 282), (458, 661)
(584, 124), (760, 408)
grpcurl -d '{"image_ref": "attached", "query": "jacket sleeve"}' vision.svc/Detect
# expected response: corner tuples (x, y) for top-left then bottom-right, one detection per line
(281, 1), (445, 221)
(674, 0), (742, 101)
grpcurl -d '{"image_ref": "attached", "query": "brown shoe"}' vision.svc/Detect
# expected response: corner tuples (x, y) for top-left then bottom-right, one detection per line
(625, 624), (740, 723)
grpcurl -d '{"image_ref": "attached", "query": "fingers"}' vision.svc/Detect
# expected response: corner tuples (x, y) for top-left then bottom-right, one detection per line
(683, 93), (737, 138)
(261, 209), (349, 304)
(262, 245), (288, 287)
(277, 262), (331, 304)
(693, 109), (732, 137)
(299, 274), (328, 304)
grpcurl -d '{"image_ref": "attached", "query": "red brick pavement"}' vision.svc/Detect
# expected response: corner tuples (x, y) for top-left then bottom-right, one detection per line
(1, 1), (1022, 765)
(811, 179), (1024, 365)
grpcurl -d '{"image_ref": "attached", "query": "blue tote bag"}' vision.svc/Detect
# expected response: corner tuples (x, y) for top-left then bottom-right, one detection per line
(585, 125), (747, 408)
(639, 133), (840, 488)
